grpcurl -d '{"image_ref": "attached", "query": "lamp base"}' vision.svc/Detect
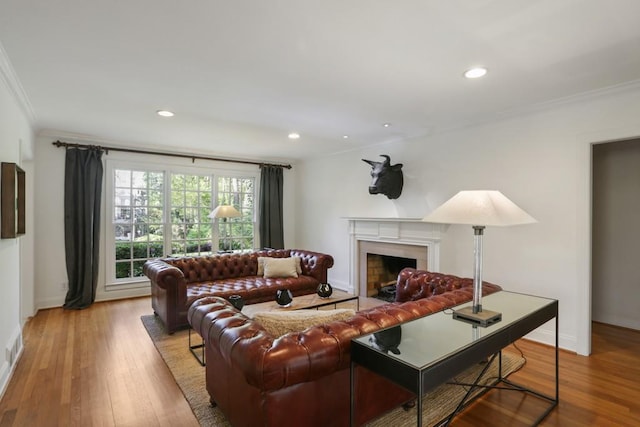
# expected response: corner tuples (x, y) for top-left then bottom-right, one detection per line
(453, 306), (502, 327)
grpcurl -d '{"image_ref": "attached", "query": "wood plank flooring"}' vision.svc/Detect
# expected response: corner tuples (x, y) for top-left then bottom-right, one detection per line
(1, 296), (639, 426)
(453, 321), (640, 427)
(0, 297), (198, 427)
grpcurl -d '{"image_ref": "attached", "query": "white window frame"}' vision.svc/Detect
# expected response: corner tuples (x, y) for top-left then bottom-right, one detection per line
(105, 158), (259, 289)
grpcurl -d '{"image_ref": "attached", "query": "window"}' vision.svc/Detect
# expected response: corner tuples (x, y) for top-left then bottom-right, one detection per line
(216, 176), (255, 251)
(113, 169), (165, 279)
(107, 161), (257, 286)
(169, 173), (213, 256)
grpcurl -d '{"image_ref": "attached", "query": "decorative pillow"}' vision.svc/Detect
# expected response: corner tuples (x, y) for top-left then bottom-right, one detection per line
(257, 256), (267, 275)
(258, 256), (302, 276)
(263, 257), (298, 278)
(252, 309), (356, 337)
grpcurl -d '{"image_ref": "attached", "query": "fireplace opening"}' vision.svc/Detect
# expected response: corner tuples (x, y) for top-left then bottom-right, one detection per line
(367, 254), (417, 302)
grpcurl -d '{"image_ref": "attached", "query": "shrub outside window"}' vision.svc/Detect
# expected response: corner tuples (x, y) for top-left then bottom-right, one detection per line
(108, 163), (257, 286)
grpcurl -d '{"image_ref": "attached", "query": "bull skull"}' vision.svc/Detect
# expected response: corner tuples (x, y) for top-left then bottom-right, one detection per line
(362, 154), (404, 199)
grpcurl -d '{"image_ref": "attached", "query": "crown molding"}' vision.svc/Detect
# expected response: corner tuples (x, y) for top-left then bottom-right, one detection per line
(0, 41), (36, 124)
(497, 78), (640, 118)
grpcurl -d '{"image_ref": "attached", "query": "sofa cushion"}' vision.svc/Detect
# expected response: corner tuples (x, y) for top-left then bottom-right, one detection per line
(185, 275), (321, 306)
(258, 256), (302, 276)
(252, 308), (355, 337)
(263, 257), (299, 278)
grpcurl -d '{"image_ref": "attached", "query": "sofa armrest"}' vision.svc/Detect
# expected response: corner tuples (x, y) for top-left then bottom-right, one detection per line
(290, 249), (334, 283)
(143, 259), (186, 290)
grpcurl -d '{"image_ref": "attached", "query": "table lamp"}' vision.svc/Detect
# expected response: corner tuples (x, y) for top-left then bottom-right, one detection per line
(422, 190), (536, 327)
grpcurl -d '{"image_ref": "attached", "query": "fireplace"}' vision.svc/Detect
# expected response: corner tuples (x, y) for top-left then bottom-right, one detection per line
(366, 253), (417, 301)
(360, 240), (426, 299)
(345, 217), (446, 297)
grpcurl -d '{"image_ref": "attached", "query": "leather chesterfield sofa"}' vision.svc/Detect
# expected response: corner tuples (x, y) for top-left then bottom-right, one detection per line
(143, 249), (334, 333)
(188, 268), (502, 426)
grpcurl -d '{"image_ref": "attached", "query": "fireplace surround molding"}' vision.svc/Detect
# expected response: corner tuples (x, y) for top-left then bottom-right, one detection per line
(344, 217), (447, 296)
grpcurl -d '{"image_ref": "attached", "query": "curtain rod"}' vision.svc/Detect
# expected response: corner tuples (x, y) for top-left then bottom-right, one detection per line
(51, 140), (292, 169)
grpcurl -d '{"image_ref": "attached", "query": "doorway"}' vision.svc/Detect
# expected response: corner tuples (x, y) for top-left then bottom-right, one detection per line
(591, 138), (640, 331)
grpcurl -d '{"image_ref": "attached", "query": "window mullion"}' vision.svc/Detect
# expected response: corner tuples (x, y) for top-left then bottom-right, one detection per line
(164, 170), (171, 258)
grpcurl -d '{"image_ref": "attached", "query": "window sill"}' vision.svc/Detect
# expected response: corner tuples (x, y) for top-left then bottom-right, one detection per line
(106, 279), (150, 292)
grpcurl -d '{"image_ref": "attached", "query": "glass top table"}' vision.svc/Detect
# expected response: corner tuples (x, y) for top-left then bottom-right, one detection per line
(350, 291), (559, 426)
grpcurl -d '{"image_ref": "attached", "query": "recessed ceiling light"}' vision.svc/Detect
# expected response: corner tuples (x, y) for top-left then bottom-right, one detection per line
(464, 67), (487, 79)
(288, 132), (300, 140)
(156, 110), (175, 117)
(383, 123), (391, 128)
(343, 135), (349, 139)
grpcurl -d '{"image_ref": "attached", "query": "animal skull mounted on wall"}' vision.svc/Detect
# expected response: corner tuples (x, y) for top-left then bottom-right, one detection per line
(362, 154), (404, 199)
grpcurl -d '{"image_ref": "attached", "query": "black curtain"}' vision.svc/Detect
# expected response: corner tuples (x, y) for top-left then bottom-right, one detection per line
(259, 165), (284, 249)
(63, 147), (104, 309)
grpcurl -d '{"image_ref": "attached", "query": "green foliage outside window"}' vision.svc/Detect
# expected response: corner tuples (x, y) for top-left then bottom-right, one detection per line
(113, 168), (256, 282)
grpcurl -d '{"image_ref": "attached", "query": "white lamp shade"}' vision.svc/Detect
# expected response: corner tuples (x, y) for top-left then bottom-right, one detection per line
(208, 205), (241, 219)
(422, 190), (536, 227)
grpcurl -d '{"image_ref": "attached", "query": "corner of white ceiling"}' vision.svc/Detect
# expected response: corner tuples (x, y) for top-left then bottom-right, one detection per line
(0, 39), (37, 126)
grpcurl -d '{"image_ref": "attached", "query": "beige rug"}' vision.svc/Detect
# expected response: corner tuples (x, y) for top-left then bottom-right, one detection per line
(141, 315), (231, 426)
(141, 315), (525, 427)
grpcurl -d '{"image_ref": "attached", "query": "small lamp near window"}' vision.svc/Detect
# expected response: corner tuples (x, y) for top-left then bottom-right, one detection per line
(208, 205), (241, 252)
(422, 190), (536, 327)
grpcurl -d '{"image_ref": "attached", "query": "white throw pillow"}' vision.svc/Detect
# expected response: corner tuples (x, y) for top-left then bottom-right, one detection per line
(253, 309), (356, 337)
(263, 257), (298, 278)
(294, 256), (302, 274)
(258, 256), (302, 276)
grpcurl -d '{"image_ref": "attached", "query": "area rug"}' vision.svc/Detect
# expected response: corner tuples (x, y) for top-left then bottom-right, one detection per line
(141, 315), (231, 426)
(141, 315), (524, 427)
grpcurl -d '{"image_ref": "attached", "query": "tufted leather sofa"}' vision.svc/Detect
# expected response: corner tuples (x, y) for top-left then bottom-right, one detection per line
(143, 249), (334, 333)
(188, 268), (502, 426)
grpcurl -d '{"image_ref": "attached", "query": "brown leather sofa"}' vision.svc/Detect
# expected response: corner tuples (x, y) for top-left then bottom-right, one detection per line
(188, 268), (502, 426)
(143, 249), (334, 333)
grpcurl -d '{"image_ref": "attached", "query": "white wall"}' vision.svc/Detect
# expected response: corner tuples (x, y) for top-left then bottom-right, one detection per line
(33, 136), (297, 309)
(294, 83), (640, 355)
(0, 61), (34, 396)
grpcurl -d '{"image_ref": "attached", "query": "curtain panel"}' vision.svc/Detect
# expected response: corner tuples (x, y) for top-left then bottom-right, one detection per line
(63, 147), (104, 309)
(259, 165), (284, 249)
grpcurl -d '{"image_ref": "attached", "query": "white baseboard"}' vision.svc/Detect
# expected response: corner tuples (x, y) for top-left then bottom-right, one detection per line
(36, 287), (151, 311)
(524, 327), (576, 353)
(593, 313), (640, 331)
(329, 279), (353, 295)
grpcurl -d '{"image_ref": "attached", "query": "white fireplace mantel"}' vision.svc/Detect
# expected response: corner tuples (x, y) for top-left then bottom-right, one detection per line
(343, 217), (448, 295)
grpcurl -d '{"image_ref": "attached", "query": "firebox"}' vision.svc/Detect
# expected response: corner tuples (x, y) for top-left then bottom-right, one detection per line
(366, 254), (417, 301)
(358, 240), (429, 299)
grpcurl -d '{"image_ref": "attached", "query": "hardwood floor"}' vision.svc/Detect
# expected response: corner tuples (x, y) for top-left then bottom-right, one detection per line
(454, 322), (640, 427)
(0, 297), (198, 427)
(0, 297), (639, 426)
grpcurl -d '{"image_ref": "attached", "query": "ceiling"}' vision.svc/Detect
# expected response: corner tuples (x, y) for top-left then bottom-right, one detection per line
(1, 1), (640, 162)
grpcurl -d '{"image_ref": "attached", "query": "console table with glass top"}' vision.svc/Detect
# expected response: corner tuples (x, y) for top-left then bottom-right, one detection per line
(350, 291), (558, 426)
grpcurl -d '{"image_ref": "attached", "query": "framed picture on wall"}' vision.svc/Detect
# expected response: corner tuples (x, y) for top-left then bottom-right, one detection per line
(1, 162), (26, 238)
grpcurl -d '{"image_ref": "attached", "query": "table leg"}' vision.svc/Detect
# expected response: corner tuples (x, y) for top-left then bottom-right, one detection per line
(188, 327), (205, 366)
(417, 374), (422, 427)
